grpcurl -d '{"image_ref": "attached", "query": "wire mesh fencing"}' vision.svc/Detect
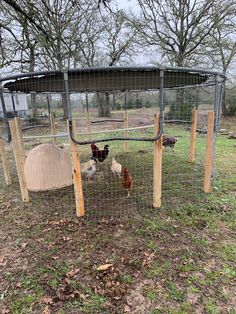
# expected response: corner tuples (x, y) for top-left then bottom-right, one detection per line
(0, 67), (225, 218)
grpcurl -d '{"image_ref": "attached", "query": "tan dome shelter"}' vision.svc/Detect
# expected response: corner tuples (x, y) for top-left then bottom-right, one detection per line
(24, 143), (72, 191)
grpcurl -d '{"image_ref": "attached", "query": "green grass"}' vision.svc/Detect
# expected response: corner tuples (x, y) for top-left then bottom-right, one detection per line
(0, 115), (235, 313)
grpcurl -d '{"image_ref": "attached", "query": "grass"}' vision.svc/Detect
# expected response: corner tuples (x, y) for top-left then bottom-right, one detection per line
(0, 114), (235, 313)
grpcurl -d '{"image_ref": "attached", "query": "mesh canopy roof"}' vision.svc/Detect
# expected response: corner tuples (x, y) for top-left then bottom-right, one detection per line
(3, 67), (209, 93)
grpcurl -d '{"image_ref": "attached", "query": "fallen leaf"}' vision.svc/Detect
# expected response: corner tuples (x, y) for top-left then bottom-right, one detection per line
(42, 305), (51, 314)
(66, 268), (80, 278)
(62, 236), (72, 242)
(64, 278), (72, 285)
(36, 238), (44, 243)
(41, 295), (54, 305)
(97, 264), (113, 271)
(0, 256), (7, 266)
(1, 306), (10, 314)
(51, 256), (59, 260)
(0, 256), (5, 263)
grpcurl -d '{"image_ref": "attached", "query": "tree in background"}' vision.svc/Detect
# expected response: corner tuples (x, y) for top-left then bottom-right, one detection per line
(133, 0), (235, 67)
(203, 17), (236, 115)
(132, 0), (235, 118)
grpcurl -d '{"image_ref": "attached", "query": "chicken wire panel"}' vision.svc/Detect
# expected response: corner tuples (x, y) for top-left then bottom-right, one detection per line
(0, 67), (224, 218)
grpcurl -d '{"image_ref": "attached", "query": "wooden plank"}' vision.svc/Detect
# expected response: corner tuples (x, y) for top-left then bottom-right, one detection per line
(204, 112), (215, 193)
(9, 119), (29, 202)
(189, 109), (198, 162)
(14, 117), (26, 163)
(124, 110), (128, 152)
(153, 114), (163, 208)
(68, 119), (85, 217)
(50, 113), (56, 143)
(0, 138), (12, 185)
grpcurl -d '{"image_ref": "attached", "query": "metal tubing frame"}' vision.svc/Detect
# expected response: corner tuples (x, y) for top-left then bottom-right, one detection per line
(0, 66), (225, 145)
(0, 66), (226, 84)
(0, 88), (11, 142)
(11, 92), (17, 117)
(211, 74), (226, 187)
(66, 69), (164, 145)
(91, 119), (124, 124)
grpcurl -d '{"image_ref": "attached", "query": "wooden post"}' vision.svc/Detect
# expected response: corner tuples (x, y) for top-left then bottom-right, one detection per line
(153, 114), (163, 208)
(50, 113), (56, 143)
(9, 119), (29, 202)
(124, 110), (128, 152)
(0, 138), (12, 185)
(68, 119), (85, 217)
(204, 112), (215, 193)
(189, 109), (198, 162)
(14, 117), (26, 163)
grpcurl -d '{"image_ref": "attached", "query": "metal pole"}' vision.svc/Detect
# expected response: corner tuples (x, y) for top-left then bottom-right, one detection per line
(213, 74), (219, 132)
(211, 74), (222, 188)
(11, 92), (17, 117)
(159, 69), (165, 133)
(0, 88), (11, 142)
(63, 70), (72, 121)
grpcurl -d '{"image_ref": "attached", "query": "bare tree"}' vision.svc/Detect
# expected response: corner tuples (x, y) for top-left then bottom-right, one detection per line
(96, 9), (138, 116)
(203, 17), (236, 115)
(0, 1), (40, 117)
(133, 0), (235, 67)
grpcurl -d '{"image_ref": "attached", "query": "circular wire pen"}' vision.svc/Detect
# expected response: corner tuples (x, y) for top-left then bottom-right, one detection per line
(0, 66), (225, 217)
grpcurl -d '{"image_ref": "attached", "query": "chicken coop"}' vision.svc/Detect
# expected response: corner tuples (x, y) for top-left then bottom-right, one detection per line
(0, 67), (225, 217)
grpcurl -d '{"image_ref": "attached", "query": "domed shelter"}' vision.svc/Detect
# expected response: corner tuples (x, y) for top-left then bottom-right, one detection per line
(24, 143), (72, 192)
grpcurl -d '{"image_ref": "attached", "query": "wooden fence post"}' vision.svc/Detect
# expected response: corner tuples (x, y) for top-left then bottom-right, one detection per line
(9, 119), (29, 202)
(0, 138), (12, 185)
(68, 119), (85, 217)
(204, 111), (215, 193)
(50, 113), (56, 143)
(153, 114), (163, 208)
(189, 109), (198, 162)
(124, 110), (128, 152)
(14, 117), (26, 162)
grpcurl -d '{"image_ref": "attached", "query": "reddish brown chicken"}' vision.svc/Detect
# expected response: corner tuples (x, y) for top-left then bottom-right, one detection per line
(91, 143), (109, 162)
(122, 167), (133, 197)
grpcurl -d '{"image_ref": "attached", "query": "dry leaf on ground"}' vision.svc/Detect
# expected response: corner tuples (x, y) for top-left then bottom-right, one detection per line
(97, 264), (113, 271)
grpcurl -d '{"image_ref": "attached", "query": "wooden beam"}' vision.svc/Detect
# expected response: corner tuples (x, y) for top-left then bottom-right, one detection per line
(204, 112), (215, 193)
(14, 117), (26, 163)
(68, 119), (85, 217)
(0, 138), (12, 185)
(153, 114), (163, 208)
(9, 119), (29, 202)
(50, 113), (56, 143)
(124, 110), (128, 152)
(189, 109), (198, 162)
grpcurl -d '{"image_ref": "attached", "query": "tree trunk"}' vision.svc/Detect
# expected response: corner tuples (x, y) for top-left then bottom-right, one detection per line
(31, 93), (38, 118)
(97, 92), (111, 117)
